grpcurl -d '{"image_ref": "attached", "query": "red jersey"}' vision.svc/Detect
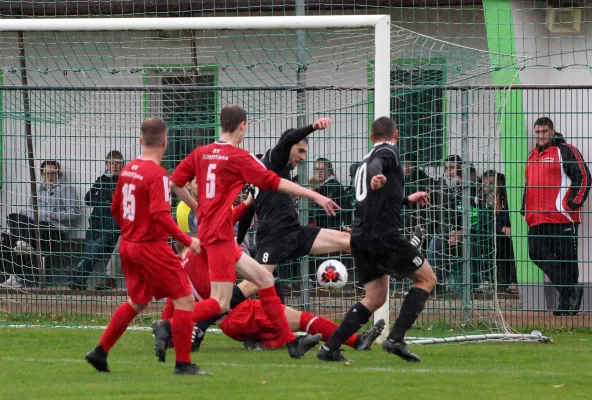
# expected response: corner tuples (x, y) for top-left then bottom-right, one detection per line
(522, 134), (591, 227)
(171, 141), (281, 245)
(111, 158), (172, 242)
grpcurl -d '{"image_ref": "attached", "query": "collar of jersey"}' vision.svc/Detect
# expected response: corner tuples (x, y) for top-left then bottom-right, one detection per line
(215, 140), (232, 145)
(373, 141), (395, 147)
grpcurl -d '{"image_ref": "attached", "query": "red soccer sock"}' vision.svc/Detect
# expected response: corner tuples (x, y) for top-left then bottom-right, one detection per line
(161, 298), (174, 321)
(258, 287), (297, 344)
(171, 309), (193, 364)
(99, 302), (138, 354)
(192, 298), (221, 323)
(300, 312), (358, 348)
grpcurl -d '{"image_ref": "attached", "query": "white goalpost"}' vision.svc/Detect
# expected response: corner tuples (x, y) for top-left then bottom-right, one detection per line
(0, 15), (549, 345)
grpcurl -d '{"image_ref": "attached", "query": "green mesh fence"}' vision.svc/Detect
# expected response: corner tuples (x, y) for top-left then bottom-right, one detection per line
(1, 1), (591, 335)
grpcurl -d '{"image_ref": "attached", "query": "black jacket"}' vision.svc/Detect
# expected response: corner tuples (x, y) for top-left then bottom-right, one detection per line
(310, 177), (351, 229)
(85, 174), (120, 232)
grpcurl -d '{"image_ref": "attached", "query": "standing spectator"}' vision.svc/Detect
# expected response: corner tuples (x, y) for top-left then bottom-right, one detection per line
(176, 178), (198, 237)
(403, 153), (437, 238)
(475, 170), (518, 294)
(2, 160), (80, 287)
(522, 117), (591, 316)
(309, 157), (349, 229)
(68, 151), (123, 290)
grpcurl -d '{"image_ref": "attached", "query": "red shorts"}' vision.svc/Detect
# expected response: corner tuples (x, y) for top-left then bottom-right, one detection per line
(198, 240), (243, 282)
(218, 299), (285, 345)
(120, 240), (192, 304)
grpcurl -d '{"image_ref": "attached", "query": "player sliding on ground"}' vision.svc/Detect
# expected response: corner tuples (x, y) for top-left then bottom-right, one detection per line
(317, 116), (437, 364)
(235, 117), (351, 301)
(169, 105), (340, 362)
(153, 238), (385, 360)
(85, 118), (209, 376)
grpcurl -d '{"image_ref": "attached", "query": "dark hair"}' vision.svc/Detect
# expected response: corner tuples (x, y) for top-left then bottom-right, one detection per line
(255, 153), (264, 159)
(371, 116), (396, 140)
(534, 117), (554, 130)
(220, 105), (247, 133)
(141, 118), (168, 147)
(41, 160), (61, 177)
(480, 169), (508, 209)
(445, 154), (462, 164)
(315, 157), (334, 176)
(105, 150), (123, 161)
(280, 128), (308, 145)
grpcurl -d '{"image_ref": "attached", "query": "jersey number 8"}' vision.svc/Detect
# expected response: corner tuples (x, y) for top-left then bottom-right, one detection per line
(354, 162), (368, 202)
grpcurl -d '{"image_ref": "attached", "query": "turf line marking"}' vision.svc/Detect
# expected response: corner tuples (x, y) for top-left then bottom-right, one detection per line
(0, 356), (571, 377)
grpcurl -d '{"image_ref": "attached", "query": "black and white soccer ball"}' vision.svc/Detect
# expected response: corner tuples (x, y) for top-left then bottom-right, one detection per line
(317, 259), (348, 290)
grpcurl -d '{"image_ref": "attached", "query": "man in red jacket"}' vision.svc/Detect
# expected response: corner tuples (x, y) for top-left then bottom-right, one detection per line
(522, 117), (591, 316)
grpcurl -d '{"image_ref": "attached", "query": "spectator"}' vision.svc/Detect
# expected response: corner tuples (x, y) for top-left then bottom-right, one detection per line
(309, 157), (349, 229)
(2, 160), (80, 287)
(475, 170), (518, 294)
(522, 117), (591, 316)
(68, 151), (123, 290)
(176, 178), (198, 237)
(402, 153), (437, 240)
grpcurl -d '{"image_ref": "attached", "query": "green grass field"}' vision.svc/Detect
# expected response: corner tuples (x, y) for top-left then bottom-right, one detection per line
(0, 328), (589, 400)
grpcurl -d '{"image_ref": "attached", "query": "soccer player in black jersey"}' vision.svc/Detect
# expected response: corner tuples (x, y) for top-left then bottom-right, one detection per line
(317, 116), (437, 363)
(237, 117), (352, 299)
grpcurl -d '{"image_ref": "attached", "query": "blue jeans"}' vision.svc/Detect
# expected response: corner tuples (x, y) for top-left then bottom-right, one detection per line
(71, 230), (119, 281)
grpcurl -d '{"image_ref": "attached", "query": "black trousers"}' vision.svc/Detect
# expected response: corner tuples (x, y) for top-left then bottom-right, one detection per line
(528, 223), (579, 308)
(7, 213), (65, 253)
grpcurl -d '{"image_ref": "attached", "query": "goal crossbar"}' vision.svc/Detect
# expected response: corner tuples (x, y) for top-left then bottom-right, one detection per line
(0, 15), (389, 31)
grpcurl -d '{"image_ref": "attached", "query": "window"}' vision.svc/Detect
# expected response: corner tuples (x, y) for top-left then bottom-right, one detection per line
(146, 68), (217, 171)
(391, 66), (444, 164)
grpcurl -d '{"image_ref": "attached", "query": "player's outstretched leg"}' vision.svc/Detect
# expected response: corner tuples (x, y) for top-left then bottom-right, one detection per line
(237, 254), (320, 359)
(382, 261), (436, 363)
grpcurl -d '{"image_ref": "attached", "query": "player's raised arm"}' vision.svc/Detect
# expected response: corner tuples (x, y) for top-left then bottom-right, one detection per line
(237, 151), (339, 216)
(269, 118), (331, 165)
(170, 152), (199, 210)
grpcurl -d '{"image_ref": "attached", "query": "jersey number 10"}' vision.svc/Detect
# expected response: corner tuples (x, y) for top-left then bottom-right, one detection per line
(354, 162), (368, 202)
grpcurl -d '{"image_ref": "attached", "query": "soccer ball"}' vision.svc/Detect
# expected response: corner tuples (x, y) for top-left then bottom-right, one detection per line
(317, 259), (348, 290)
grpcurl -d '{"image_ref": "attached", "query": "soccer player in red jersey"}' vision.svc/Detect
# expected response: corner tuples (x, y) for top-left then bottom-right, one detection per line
(169, 105), (339, 360)
(85, 118), (210, 376)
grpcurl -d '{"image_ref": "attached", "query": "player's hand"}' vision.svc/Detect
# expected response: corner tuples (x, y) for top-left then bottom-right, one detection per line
(370, 174), (386, 190)
(314, 194), (340, 216)
(408, 191), (430, 205)
(244, 191), (255, 208)
(342, 225), (352, 234)
(312, 117), (331, 130)
(188, 237), (201, 254)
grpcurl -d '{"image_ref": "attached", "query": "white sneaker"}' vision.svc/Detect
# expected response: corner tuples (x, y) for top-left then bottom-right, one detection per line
(0, 275), (23, 288)
(14, 240), (33, 253)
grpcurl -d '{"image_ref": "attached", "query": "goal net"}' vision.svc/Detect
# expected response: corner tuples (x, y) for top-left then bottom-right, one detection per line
(0, 16), (546, 343)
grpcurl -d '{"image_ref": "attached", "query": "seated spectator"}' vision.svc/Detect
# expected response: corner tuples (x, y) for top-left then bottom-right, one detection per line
(309, 157), (349, 230)
(68, 151), (123, 290)
(3, 160), (80, 287)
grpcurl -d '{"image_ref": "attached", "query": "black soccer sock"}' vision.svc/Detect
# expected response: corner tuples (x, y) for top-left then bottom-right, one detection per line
(387, 287), (430, 343)
(323, 302), (372, 351)
(229, 285), (247, 309)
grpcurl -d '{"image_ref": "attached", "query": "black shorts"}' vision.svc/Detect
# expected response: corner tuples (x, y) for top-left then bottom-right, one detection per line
(255, 225), (321, 265)
(351, 235), (425, 286)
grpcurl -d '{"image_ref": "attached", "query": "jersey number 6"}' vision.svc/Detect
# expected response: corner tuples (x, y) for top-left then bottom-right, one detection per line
(206, 164), (217, 199)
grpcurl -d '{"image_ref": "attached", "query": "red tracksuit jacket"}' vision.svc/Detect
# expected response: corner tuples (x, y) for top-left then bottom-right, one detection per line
(522, 133), (591, 227)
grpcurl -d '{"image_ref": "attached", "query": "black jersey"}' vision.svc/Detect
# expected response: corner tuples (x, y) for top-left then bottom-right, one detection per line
(351, 142), (404, 240)
(237, 124), (316, 240)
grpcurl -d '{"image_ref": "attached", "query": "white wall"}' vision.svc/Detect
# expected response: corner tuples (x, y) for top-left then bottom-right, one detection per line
(0, 9), (494, 238)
